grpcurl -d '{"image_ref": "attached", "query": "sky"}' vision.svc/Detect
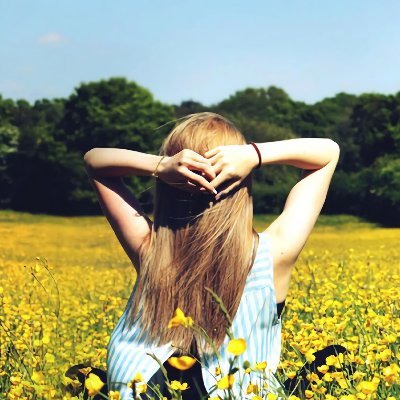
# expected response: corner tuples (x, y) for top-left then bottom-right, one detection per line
(1, 0), (400, 106)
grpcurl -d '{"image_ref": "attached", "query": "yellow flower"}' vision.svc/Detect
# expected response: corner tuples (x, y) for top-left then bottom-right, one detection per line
(267, 394), (278, 400)
(246, 383), (259, 394)
(356, 379), (379, 394)
(44, 352), (55, 363)
(286, 371), (297, 379)
(31, 371), (45, 384)
(108, 391), (121, 400)
(128, 372), (144, 387)
(62, 375), (82, 389)
(136, 383), (147, 394)
(217, 374), (234, 389)
(85, 373), (105, 396)
(170, 380), (189, 391)
(168, 308), (194, 328)
(227, 338), (247, 356)
(253, 396), (263, 400)
(254, 361), (267, 371)
(317, 365), (329, 374)
(78, 367), (92, 376)
(305, 349), (316, 363)
(167, 356), (196, 371)
(304, 389), (314, 398)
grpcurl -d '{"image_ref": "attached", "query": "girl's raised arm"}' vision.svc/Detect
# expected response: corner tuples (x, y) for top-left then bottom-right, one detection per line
(83, 148), (216, 270)
(205, 138), (340, 302)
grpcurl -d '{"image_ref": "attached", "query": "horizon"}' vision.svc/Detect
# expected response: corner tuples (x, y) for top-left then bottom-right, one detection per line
(2, 77), (399, 107)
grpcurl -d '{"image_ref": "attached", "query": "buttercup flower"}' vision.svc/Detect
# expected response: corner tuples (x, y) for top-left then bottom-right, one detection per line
(85, 373), (104, 396)
(128, 372), (144, 388)
(254, 361), (267, 371)
(217, 374), (234, 390)
(170, 380), (189, 391)
(246, 382), (259, 394)
(108, 390), (121, 400)
(227, 338), (247, 356)
(168, 308), (194, 328)
(78, 367), (92, 376)
(167, 356), (196, 371)
(136, 383), (147, 394)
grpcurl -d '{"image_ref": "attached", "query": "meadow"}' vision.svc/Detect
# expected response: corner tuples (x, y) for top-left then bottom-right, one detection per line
(0, 210), (398, 400)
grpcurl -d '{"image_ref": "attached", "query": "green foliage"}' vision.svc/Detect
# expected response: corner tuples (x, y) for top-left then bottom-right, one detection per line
(0, 124), (20, 207)
(59, 77), (174, 154)
(0, 79), (398, 225)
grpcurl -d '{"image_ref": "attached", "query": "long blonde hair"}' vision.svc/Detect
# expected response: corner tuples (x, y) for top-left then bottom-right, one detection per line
(128, 112), (258, 355)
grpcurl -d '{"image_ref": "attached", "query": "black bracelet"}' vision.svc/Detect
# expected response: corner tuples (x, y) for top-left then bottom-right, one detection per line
(249, 142), (262, 169)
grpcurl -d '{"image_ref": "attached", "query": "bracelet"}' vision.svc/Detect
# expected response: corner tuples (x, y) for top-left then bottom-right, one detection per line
(249, 142), (262, 169)
(152, 156), (165, 178)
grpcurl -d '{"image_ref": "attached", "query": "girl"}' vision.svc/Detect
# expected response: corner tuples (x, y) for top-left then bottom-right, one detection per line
(82, 112), (341, 399)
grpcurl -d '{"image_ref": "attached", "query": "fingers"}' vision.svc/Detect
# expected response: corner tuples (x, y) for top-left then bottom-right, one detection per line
(204, 147), (220, 159)
(185, 160), (216, 181)
(205, 152), (222, 166)
(180, 150), (216, 180)
(182, 169), (217, 195)
(209, 159), (224, 176)
(215, 180), (241, 201)
(208, 170), (231, 192)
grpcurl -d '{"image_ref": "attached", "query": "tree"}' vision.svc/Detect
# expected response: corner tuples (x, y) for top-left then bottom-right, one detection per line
(55, 77), (175, 213)
(0, 124), (20, 206)
(59, 77), (174, 154)
(174, 100), (208, 118)
(216, 86), (295, 127)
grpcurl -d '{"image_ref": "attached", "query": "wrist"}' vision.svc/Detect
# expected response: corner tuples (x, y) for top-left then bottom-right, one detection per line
(246, 143), (261, 169)
(154, 155), (170, 177)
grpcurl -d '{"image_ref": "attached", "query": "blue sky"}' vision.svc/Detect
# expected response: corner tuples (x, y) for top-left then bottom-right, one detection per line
(1, 0), (400, 105)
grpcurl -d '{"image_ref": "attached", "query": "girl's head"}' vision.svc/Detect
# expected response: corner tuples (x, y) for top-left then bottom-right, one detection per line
(156, 112), (251, 229)
(129, 112), (257, 355)
(160, 111), (246, 157)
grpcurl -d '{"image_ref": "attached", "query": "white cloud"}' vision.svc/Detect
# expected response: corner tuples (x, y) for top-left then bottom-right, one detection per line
(37, 32), (66, 46)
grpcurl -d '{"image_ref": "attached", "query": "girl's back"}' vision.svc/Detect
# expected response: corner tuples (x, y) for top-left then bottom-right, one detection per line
(107, 231), (285, 399)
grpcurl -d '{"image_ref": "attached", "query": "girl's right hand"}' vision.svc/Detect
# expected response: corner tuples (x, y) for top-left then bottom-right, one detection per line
(204, 144), (260, 200)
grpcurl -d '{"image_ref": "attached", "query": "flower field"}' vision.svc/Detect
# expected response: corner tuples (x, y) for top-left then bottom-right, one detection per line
(0, 210), (399, 399)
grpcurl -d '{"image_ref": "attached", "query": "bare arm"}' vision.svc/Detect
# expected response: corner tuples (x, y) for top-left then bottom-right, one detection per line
(83, 147), (216, 270)
(83, 149), (159, 269)
(205, 138), (340, 302)
(84, 148), (164, 178)
(256, 138), (340, 169)
(258, 138), (340, 258)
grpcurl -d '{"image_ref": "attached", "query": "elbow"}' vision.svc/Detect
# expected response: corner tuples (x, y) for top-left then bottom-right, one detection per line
(83, 148), (97, 167)
(83, 148), (99, 175)
(328, 139), (340, 160)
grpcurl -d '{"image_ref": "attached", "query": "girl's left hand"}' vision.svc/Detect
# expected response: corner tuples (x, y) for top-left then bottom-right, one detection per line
(204, 144), (259, 200)
(157, 149), (217, 195)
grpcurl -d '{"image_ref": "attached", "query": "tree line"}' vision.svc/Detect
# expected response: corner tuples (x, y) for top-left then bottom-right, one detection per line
(0, 77), (399, 226)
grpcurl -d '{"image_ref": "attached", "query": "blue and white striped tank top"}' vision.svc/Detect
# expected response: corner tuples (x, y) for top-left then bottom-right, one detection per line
(106, 231), (285, 399)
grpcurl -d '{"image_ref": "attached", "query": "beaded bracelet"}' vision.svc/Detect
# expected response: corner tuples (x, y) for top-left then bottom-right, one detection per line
(249, 142), (262, 169)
